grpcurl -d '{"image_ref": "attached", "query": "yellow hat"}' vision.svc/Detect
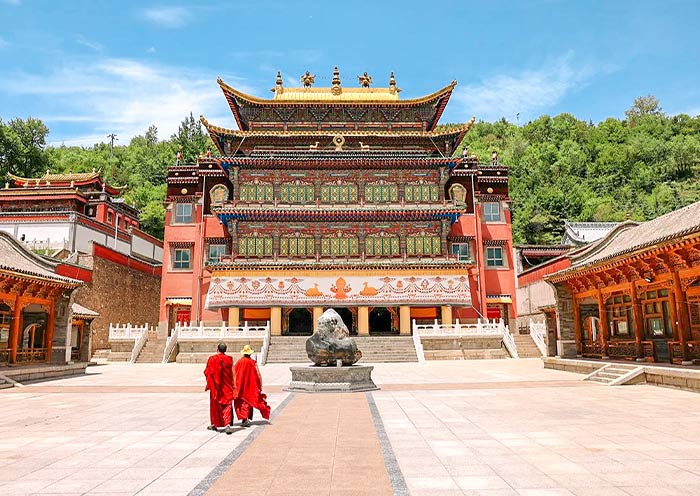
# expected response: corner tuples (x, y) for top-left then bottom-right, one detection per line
(241, 345), (254, 355)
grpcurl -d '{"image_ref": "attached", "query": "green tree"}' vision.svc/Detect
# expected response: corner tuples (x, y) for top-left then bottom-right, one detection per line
(0, 117), (50, 178)
(172, 112), (208, 163)
(625, 95), (663, 126)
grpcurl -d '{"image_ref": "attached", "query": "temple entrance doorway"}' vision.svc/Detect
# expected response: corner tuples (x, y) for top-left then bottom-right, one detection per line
(18, 304), (49, 363)
(369, 307), (397, 335)
(579, 300), (600, 355)
(286, 308), (313, 335)
(329, 307), (356, 335)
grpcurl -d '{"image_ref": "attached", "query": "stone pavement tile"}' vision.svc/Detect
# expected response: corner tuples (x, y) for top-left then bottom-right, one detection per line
(547, 473), (614, 488)
(405, 475), (461, 491)
(499, 473), (560, 489)
(0, 480), (55, 495)
(89, 479), (153, 493)
(454, 475), (512, 490)
(445, 464), (498, 477)
(516, 490), (576, 496)
(619, 487), (689, 496)
(568, 488), (632, 496)
(32, 478), (103, 494)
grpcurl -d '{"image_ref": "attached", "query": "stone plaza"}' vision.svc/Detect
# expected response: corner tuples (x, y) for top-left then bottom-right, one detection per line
(2, 359), (700, 495)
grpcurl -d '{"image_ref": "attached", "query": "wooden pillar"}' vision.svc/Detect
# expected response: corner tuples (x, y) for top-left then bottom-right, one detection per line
(441, 305), (453, 325)
(227, 307), (240, 327)
(45, 300), (56, 363)
(358, 307), (369, 336)
(270, 307), (282, 336)
(572, 296), (582, 356)
(399, 306), (411, 335)
(9, 296), (22, 364)
(672, 272), (692, 363)
(597, 289), (609, 358)
(313, 307), (323, 333)
(630, 283), (645, 360)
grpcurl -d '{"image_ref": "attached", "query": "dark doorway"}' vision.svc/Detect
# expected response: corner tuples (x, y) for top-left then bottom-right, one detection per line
(331, 307), (355, 335)
(287, 308), (313, 335)
(369, 307), (395, 335)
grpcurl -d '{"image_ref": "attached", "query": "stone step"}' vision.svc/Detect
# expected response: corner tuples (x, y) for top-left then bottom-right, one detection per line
(0, 379), (13, 390)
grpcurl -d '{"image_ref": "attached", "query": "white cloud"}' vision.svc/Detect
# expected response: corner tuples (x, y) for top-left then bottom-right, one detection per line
(147, 46), (157, 53)
(76, 35), (102, 52)
(141, 6), (189, 28)
(1, 58), (255, 146)
(452, 55), (597, 123)
(2, 0), (21, 5)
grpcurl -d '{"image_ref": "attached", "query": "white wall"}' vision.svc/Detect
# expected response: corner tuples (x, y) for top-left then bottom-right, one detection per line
(0, 222), (71, 250)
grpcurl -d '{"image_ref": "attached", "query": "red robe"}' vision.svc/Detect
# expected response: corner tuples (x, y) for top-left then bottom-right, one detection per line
(204, 353), (234, 427)
(233, 356), (271, 420)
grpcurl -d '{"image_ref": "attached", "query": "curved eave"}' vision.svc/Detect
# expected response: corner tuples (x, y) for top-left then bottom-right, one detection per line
(212, 157), (460, 170)
(202, 116), (473, 139)
(213, 208), (465, 224)
(217, 77), (458, 131)
(208, 259), (472, 271)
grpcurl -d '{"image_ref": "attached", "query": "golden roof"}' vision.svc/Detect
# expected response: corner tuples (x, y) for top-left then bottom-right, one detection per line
(218, 77), (457, 106)
(9, 170), (100, 183)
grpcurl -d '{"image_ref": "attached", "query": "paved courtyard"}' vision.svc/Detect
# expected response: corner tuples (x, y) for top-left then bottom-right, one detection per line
(2, 359), (700, 495)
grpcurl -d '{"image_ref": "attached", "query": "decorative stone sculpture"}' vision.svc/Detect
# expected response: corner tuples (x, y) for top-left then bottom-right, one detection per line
(306, 309), (362, 366)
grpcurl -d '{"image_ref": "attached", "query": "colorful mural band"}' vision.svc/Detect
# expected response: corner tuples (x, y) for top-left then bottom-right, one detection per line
(206, 273), (471, 308)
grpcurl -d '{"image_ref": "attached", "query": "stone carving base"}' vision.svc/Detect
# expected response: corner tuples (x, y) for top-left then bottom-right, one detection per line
(287, 365), (379, 393)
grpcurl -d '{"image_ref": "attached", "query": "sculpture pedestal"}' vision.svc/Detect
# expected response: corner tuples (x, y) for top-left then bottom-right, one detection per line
(287, 365), (379, 393)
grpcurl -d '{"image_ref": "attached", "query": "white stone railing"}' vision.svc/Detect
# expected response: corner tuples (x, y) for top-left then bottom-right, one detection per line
(413, 318), (518, 358)
(529, 319), (548, 357)
(129, 328), (149, 364)
(109, 323), (149, 340)
(176, 321), (270, 341)
(161, 325), (179, 364)
(411, 321), (426, 362)
(259, 324), (271, 366)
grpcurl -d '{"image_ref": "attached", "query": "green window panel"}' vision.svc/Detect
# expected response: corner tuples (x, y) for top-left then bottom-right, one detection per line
(321, 237), (359, 256)
(365, 236), (400, 256)
(320, 185), (358, 204)
(239, 237), (272, 257)
(405, 184), (438, 202)
(239, 184), (273, 202)
(280, 237), (315, 256)
(365, 184), (398, 203)
(280, 184), (314, 204)
(407, 236), (441, 256)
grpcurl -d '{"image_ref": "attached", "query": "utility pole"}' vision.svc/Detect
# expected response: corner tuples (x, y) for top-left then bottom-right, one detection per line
(107, 133), (118, 158)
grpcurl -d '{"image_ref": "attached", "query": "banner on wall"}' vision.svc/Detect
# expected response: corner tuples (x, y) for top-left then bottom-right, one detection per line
(206, 272), (471, 308)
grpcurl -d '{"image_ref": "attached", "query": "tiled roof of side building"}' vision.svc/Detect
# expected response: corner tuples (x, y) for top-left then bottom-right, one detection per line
(565, 201), (700, 271)
(0, 231), (82, 286)
(72, 303), (99, 319)
(562, 220), (621, 244)
(9, 171), (101, 184)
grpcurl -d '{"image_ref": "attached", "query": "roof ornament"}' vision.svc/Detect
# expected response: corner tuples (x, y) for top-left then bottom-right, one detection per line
(331, 66), (342, 95)
(389, 71), (401, 94)
(271, 71), (284, 94)
(300, 71), (315, 87)
(358, 72), (372, 88)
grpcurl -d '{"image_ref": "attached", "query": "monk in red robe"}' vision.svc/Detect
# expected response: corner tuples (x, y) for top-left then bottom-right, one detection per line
(233, 345), (271, 426)
(204, 343), (235, 433)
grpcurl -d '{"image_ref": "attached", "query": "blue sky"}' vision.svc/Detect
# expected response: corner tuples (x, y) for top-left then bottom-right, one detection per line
(1, 0), (699, 146)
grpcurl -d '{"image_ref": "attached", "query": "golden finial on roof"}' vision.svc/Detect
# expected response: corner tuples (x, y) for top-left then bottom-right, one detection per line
(358, 72), (372, 88)
(300, 71), (315, 87)
(389, 71), (401, 94)
(271, 71), (284, 94)
(331, 66), (342, 95)
(92, 167), (96, 173)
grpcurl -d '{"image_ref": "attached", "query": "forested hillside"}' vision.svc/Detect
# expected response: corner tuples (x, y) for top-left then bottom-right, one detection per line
(1, 97), (699, 243)
(457, 96), (700, 244)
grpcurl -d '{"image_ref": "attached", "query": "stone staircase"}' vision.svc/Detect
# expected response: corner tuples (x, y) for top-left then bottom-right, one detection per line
(135, 334), (167, 363)
(265, 335), (419, 363)
(0, 374), (13, 390)
(354, 336), (418, 362)
(265, 336), (309, 363)
(584, 363), (642, 385)
(91, 349), (111, 361)
(512, 334), (543, 358)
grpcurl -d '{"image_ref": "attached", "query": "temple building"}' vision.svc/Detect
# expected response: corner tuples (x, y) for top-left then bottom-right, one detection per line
(545, 202), (700, 364)
(160, 69), (516, 351)
(0, 171), (163, 357)
(0, 170), (163, 262)
(0, 231), (83, 367)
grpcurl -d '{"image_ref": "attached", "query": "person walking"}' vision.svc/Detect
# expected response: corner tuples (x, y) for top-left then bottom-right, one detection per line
(204, 343), (235, 434)
(233, 345), (271, 426)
